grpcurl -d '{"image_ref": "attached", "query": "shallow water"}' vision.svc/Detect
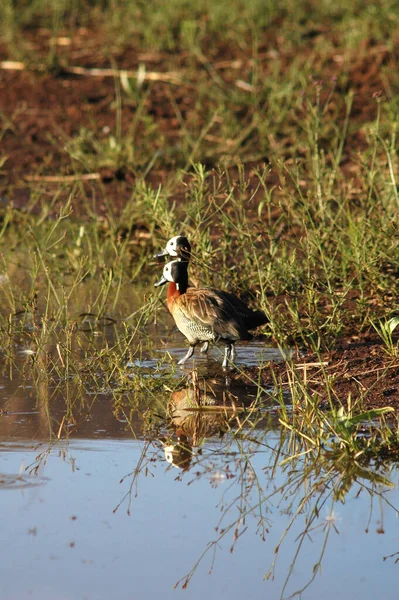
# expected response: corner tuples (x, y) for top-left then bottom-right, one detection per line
(2, 377), (399, 600)
(1, 287), (399, 600)
(2, 427), (399, 600)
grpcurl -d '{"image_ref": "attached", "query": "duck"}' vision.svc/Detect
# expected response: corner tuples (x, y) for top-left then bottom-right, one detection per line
(154, 235), (268, 357)
(154, 259), (267, 368)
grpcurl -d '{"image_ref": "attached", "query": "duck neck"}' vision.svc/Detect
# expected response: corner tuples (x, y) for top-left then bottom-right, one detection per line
(166, 270), (188, 311)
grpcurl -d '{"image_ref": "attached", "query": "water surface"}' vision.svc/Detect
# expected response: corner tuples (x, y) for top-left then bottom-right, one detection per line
(1, 286), (399, 600)
(2, 378), (399, 600)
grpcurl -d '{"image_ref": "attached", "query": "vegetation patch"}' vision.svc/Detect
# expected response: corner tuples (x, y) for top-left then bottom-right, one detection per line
(1, 0), (399, 453)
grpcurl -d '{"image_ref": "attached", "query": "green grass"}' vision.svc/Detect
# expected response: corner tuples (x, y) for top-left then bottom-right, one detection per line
(1, 0), (399, 452)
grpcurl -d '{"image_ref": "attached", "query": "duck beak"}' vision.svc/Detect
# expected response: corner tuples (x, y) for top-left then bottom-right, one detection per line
(154, 247), (169, 259)
(154, 274), (168, 287)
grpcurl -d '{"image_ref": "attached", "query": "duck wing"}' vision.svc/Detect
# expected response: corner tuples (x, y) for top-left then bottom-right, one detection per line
(217, 291), (268, 329)
(176, 288), (252, 341)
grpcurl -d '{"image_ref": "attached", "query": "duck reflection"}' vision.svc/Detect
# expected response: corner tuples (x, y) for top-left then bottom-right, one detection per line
(163, 370), (266, 470)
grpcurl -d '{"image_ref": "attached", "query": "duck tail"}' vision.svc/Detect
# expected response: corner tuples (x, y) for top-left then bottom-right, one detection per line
(247, 309), (268, 329)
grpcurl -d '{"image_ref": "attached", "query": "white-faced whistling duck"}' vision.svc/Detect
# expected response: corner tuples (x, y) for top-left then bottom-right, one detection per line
(154, 259), (267, 368)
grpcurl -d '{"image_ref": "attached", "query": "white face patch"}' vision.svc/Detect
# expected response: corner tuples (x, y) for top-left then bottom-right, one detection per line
(162, 260), (179, 283)
(163, 264), (172, 281)
(166, 236), (179, 256)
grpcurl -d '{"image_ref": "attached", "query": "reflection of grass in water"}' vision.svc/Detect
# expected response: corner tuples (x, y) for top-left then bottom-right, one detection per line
(188, 417), (398, 596)
(103, 363), (399, 597)
(110, 377), (399, 598)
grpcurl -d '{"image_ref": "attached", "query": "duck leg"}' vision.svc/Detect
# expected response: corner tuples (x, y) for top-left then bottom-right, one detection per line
(178, 345), (195, 365)
(222, 343), (235, 369)
(200, 341), (209, 354)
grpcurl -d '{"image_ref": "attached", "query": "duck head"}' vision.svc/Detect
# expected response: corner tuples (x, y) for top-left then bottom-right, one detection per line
(154, 259), (189, 291)
(154, 235), (191, 261)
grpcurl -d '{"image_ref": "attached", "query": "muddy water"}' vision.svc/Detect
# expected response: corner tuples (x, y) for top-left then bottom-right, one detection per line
(1, 289), (399, 599)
